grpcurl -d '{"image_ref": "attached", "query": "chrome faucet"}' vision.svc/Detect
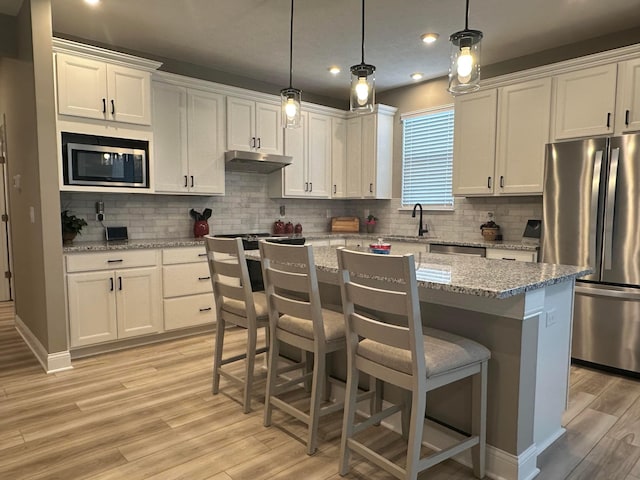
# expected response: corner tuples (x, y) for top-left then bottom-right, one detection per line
(411, 203), (428, 237)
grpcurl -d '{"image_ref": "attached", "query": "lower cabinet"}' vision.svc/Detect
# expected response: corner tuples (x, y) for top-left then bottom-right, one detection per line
(162, 246), (215, 330)
(67, 257), (162, 348)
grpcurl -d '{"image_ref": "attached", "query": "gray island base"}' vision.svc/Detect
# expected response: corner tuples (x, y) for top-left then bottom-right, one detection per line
(246, 242), (590, 480)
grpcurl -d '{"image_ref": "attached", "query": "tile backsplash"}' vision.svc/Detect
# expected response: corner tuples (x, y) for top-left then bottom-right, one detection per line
(61, 171), (542, 242)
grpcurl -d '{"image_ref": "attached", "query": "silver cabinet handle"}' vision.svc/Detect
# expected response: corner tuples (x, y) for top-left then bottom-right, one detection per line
(369, 183), (373, 193)
(257, 137), (261, 149)
(184, 175), (188, 188)
(309, 182), (312, 192)
(109, 277), (114, 291)
(118, 276), (122, 290)
(199, 307), (212, 312)
(107, 259), (123, 263)
(500, 176), (504, 188)
(198, 276), (210, 281)
(603, 147), (619, 270)
(191, 176), (194, 188)
(198, 253), (207, 257)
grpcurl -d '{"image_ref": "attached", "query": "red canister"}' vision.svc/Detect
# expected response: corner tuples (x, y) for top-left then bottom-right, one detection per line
(285, 222), (294, 234)
(294, 223), (303, 234)
(273, 219), (285, 234)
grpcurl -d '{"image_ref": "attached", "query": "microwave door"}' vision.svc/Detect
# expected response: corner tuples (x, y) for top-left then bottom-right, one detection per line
(67, 142), (147, 187)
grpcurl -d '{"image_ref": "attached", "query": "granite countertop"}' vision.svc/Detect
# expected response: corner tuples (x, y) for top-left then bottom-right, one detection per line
(62, 233), (537, 254)
(245, 243), (590, 299)
(63, 237), (205, 253)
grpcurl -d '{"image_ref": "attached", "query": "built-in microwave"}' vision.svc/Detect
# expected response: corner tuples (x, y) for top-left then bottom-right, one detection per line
(62, 132), (149, 188)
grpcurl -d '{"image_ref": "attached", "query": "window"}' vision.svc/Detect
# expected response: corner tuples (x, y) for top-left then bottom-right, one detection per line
(401, 105), (454, 210)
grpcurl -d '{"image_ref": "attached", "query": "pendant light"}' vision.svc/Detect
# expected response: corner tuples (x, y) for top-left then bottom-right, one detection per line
(350, 0), (375, 113)
(448, 0), (483, 95)
(281, 0), (301, 128)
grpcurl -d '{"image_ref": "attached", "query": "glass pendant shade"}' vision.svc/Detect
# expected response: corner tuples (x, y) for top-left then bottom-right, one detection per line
(448, 29), (482, 94)
(350, 63), (375, 113)
(281, 87), (302, 128)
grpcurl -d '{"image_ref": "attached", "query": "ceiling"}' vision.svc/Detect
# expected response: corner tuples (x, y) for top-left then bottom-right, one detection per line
(4, 0), (640, 102)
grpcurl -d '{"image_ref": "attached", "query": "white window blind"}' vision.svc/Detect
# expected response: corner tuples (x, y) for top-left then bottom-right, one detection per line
(401, 106), (454, 209)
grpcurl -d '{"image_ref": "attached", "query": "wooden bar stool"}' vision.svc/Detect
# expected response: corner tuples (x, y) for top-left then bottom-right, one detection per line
(336, 247), (490, 480)
(259, 241), (348, 455)
(205, 236), (270, 413)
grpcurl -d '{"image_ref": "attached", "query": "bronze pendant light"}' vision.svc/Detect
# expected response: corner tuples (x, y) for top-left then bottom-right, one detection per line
(281, 0), (302, 128)
(350, 0), (375, 113)
(448, 0), (483, 94)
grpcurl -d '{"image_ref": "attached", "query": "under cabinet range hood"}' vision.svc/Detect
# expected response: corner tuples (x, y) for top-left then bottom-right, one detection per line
(224, 150), (292, 174)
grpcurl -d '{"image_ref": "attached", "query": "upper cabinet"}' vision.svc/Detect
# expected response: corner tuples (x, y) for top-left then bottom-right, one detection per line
(344, 106), (395, 199)
(268, 111), (332, 198)
(453, 78), (551, 196)
(495, 78), (551, 194)
(226, 97), (283, 154)
(152, 80), (225, 195)
(453, 90), (497, 196)
(551, 64), (617, 140)
(331, 117), (347, 198)
(56, 53), (152, 126)
(615, 58), (640, 135)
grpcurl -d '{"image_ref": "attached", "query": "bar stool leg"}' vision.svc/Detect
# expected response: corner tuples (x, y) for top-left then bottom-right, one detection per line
(339, 360), (360, 475)
(307, 349), (325, 455)
(243, 327), (257, 413)
(472, 361), (488, 479)
(264, 329), (279, 427)
(406, 389), (427, 480)
(212, 318), (225, 394)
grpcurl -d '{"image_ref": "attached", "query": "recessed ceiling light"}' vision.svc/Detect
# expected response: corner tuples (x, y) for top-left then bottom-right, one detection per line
(411, 73), (424, 80)
(328, 66), (341, 75)
(84, 0), (100, 5)
(421, 33), (439, 44)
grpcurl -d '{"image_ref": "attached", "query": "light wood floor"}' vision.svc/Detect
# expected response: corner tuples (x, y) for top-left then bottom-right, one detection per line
(1, 302), (640, 480)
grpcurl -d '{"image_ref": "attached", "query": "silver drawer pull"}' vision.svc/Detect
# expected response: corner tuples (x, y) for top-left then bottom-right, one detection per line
(198, 276), (210, 281)
(501, 257), (516, 261)
(199, 307), (212, 312)
(107, 259), (123, 263)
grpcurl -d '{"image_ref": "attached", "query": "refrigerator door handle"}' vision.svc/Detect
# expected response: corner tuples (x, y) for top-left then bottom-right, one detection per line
(589, 150), (603, 270)
(603, 147), (620, 270)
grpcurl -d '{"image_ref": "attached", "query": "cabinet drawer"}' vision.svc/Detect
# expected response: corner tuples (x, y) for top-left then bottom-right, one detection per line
(66, 250), (158, 273)
(164, 293), (215, 330)
(163, 263), (212, 298)
(485, 248), (538, 262)
(162, 246), (208, 265)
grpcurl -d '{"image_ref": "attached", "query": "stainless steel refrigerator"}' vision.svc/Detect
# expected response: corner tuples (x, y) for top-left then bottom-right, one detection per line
(542, 134), (640, 374)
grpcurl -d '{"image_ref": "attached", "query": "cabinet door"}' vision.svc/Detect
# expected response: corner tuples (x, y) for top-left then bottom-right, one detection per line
(226, 97), (255, 151)
(452, 89), (497, 196)
(187, 89), (225, 194)
(361, 114), (377, 198)
(331, 117), (347, 198)
(616, 58), (640, 134)
(106, 64), (151, 125)
(306, 113), (331, 198)
(552, 64), (617, 140)
(67, 271), (117, 347)
(496, 78), (551, 195)
(346, 117), (363, 198)
(56, 53), (107, 120)
(152, 82), (189, 193)
(255, 102), (283, 154)
(283, 111), (307, 196)
(116, 266), (162, 338)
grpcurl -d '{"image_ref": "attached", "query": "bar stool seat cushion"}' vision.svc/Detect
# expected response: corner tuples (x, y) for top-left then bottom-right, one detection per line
(278, 309), (346, 341)
(222, 292), (269, 319)
(358, 327), (490, 378)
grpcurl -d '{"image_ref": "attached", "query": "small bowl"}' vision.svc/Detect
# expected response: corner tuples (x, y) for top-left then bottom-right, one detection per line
(369, 242), (391, 254)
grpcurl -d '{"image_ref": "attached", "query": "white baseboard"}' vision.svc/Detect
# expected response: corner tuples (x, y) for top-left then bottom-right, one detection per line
(331, 383), (540, 480)
(14, 314), (73, 374)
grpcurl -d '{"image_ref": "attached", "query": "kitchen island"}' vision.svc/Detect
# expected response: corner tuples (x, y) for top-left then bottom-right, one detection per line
(246, 242), (590, 480)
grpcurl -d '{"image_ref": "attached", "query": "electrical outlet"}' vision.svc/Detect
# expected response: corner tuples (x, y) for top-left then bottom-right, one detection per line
(280, 205), (286, 216)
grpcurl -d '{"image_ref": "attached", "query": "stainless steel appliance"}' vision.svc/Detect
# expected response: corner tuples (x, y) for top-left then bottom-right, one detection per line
(62, 132), (149, 188)
(224, 150), (292, 174)
(212, 233), (305, 290)
(542, 134), (640, 374)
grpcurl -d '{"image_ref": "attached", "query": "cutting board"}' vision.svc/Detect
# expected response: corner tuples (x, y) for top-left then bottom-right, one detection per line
(331, 217), (360, 233)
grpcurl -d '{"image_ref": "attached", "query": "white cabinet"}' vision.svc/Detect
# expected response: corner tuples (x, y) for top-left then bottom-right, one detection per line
(152, 81), (225, 195)
(344, 106), (395, 199)
(453, 89), (497, 196)
(331, 117), (347, 198)
(495, 78), (551, 195)
(485, 248), (538, 263)
(615, 58), (640, 134)
(454, 79), (551, 196)
(66, 250), (162, 348)
(552, 64), (617, 140)
(56, 53), (152, 125)
(162, 246), (215, 331)
(226, 97), (283, 154)
(269, 111), (332, 198)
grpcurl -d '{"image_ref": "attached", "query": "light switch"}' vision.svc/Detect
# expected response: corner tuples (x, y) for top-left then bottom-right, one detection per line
(29, 206), (35, 223)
